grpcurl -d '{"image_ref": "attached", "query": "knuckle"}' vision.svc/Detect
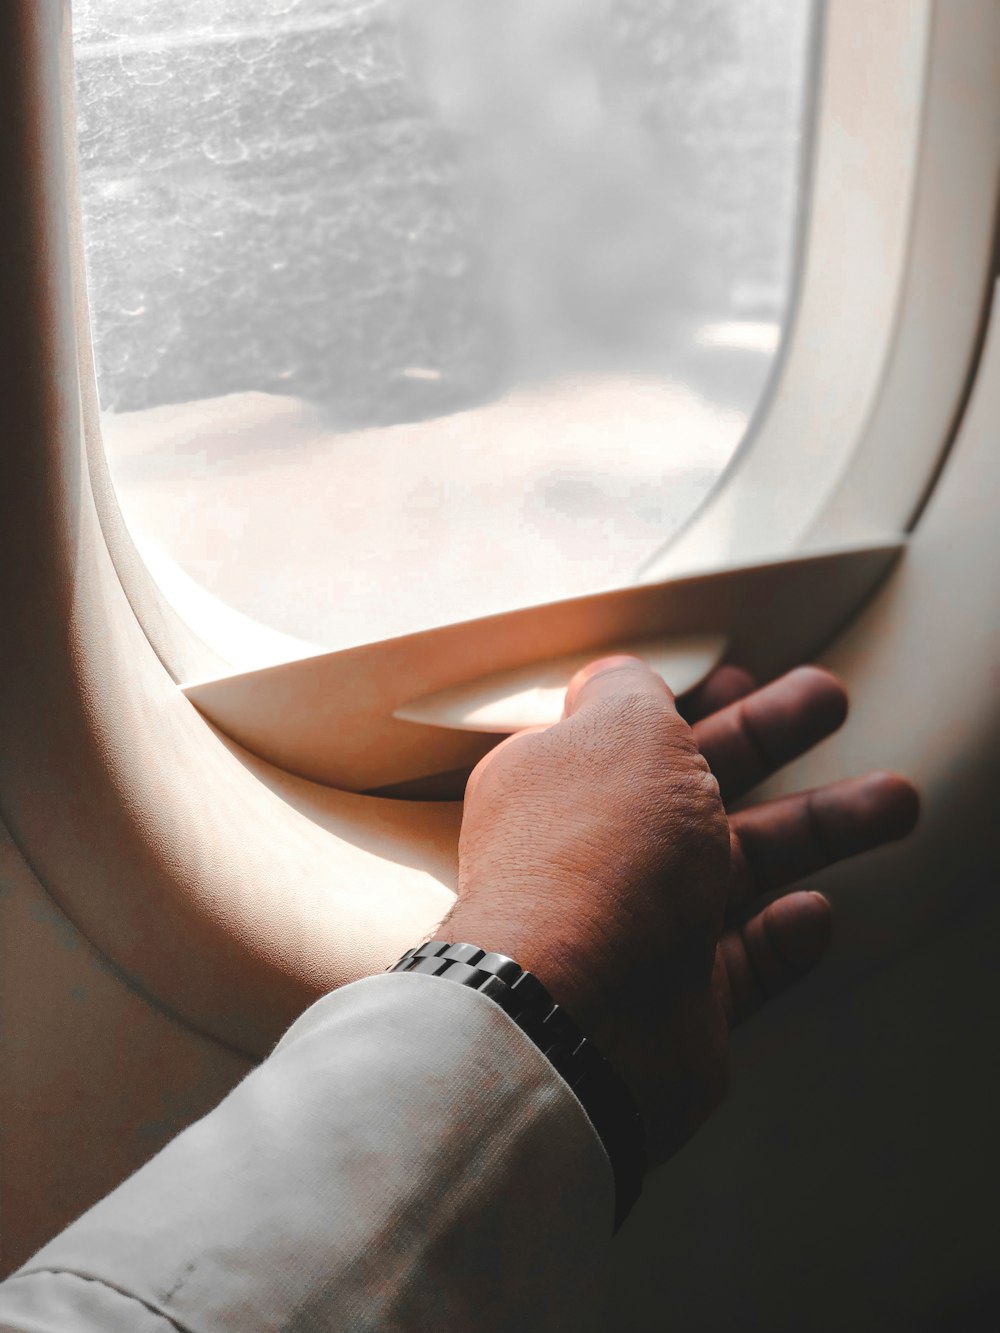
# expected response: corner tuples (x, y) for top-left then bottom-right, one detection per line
(600, 687), (679, 734)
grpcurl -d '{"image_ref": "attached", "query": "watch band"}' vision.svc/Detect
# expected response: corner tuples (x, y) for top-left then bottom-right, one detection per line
(388, 939), (646, 1232)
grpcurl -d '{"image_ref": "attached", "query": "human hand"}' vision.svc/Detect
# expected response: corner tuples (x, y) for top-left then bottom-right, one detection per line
(442, 657), (918, 1168)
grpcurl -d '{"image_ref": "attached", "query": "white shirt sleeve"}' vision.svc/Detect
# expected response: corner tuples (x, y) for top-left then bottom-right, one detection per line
(0, 972), (614, 1332)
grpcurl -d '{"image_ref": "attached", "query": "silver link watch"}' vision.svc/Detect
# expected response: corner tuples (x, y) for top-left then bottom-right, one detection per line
(389, 939), (646, 1232)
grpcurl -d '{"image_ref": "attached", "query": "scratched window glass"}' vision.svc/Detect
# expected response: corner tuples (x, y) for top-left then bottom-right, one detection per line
(73, 0), (816, 649)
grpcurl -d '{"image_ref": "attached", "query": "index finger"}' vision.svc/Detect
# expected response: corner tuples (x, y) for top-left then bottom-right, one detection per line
(694, 666), (849, 803)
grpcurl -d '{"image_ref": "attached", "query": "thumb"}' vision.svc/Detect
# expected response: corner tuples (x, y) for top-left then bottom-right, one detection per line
(562, 654), (675, 719)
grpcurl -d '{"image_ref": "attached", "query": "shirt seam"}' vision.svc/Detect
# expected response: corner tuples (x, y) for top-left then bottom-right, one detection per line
(6, 1268), (195, 1333)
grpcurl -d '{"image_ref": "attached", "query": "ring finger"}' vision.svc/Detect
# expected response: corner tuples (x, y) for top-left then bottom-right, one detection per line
(726, 771), (920, 912)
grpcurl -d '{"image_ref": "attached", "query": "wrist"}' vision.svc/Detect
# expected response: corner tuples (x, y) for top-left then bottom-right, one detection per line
(437, 901), (612, 1036)
(438, 901), (657, 1160)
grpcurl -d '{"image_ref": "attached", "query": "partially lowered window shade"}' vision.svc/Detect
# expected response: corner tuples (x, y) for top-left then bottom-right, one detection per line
(74, 0), (816, 652)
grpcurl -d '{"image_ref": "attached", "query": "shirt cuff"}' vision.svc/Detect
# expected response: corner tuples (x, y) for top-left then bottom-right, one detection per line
(4, 972), (614, 1333)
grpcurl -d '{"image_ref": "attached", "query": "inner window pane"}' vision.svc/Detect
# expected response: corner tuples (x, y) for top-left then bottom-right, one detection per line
(74, 0), (816, 651)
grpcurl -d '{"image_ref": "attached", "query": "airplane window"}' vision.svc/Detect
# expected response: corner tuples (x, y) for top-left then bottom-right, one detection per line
(73, 0), (816, 651)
